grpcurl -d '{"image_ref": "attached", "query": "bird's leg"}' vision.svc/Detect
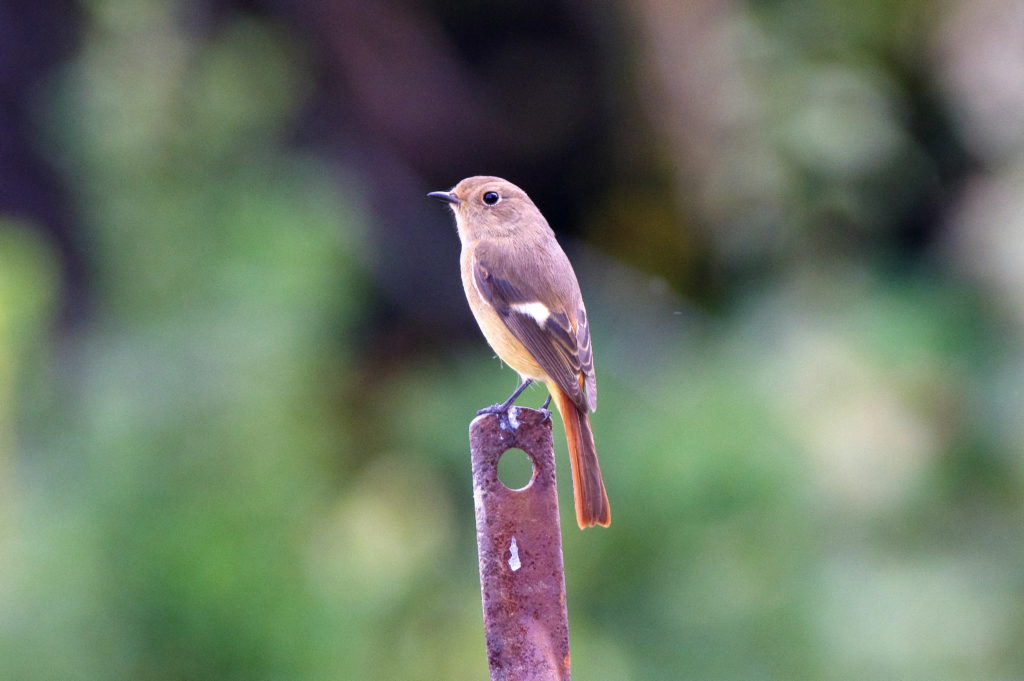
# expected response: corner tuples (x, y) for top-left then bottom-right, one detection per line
(477, 378), (533, 416)
(538, 393), (552, 421)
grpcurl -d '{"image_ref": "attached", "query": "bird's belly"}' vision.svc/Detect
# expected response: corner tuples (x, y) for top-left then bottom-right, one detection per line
(462, 269), (546, 381)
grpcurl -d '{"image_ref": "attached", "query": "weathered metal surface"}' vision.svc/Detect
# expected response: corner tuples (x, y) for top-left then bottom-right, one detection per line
(470, 406), (571, 681)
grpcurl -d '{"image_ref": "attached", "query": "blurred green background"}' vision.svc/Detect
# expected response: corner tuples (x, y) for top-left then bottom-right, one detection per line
(3, 1), (1024, 679)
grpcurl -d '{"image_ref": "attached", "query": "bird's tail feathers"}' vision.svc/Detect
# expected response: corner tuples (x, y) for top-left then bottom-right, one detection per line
(552, 386), (610, 529)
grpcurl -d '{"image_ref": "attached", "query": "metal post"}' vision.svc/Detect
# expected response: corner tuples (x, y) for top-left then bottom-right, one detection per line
(470, 406), (571, 681)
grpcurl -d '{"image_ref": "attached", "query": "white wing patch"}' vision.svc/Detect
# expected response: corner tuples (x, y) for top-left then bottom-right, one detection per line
(512, 301), (551, 325)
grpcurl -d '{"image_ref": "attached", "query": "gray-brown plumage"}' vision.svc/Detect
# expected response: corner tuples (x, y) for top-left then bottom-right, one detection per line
(429, 176), (610, 528)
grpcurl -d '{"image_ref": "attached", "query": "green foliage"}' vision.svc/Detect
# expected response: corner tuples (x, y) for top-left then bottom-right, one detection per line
(3, 7), (362, 681)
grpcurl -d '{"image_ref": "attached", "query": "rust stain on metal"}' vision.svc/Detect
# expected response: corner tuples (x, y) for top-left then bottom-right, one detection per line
(470, 406), (571, 681)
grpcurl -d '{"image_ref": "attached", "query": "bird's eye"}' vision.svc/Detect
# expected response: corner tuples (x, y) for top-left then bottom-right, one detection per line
(482, 191), (500, 205)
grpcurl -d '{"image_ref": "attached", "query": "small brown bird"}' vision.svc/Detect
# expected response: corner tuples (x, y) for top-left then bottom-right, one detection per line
(429, 176), (610, 529)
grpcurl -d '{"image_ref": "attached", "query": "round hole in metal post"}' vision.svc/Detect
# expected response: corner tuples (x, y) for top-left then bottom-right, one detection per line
(496, 447), (535, 490)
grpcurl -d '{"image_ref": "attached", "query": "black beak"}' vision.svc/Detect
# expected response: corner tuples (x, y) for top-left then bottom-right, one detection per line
(427, 190), (461, 206)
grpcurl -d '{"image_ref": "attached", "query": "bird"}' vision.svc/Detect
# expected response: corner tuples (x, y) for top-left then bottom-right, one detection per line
(429, 176), (610, 529)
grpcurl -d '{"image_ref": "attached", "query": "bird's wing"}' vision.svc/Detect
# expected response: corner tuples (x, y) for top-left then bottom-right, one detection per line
(472, 241), (596, 412)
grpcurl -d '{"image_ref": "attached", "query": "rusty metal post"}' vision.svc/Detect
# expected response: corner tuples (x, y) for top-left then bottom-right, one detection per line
(470, 406), (571, 681)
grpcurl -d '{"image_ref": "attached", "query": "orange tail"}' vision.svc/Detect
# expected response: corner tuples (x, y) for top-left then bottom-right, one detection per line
(551, 386), (610, 529)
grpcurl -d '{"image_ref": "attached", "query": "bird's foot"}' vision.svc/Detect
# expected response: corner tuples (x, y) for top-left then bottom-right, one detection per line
(537, 407), (552, 422)
(477, 378), (533, 417)
(476, 402), (511, 416)
(476, 400), (551, 424)
(476, 401), (520, 432)
(538, 394), (552, 422)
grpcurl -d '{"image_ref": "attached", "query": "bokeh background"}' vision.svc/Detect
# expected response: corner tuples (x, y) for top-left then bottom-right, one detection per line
(3, 0), (1024, 679)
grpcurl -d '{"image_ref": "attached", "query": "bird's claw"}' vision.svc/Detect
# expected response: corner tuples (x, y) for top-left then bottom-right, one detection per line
(476, 403), (509, 416)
